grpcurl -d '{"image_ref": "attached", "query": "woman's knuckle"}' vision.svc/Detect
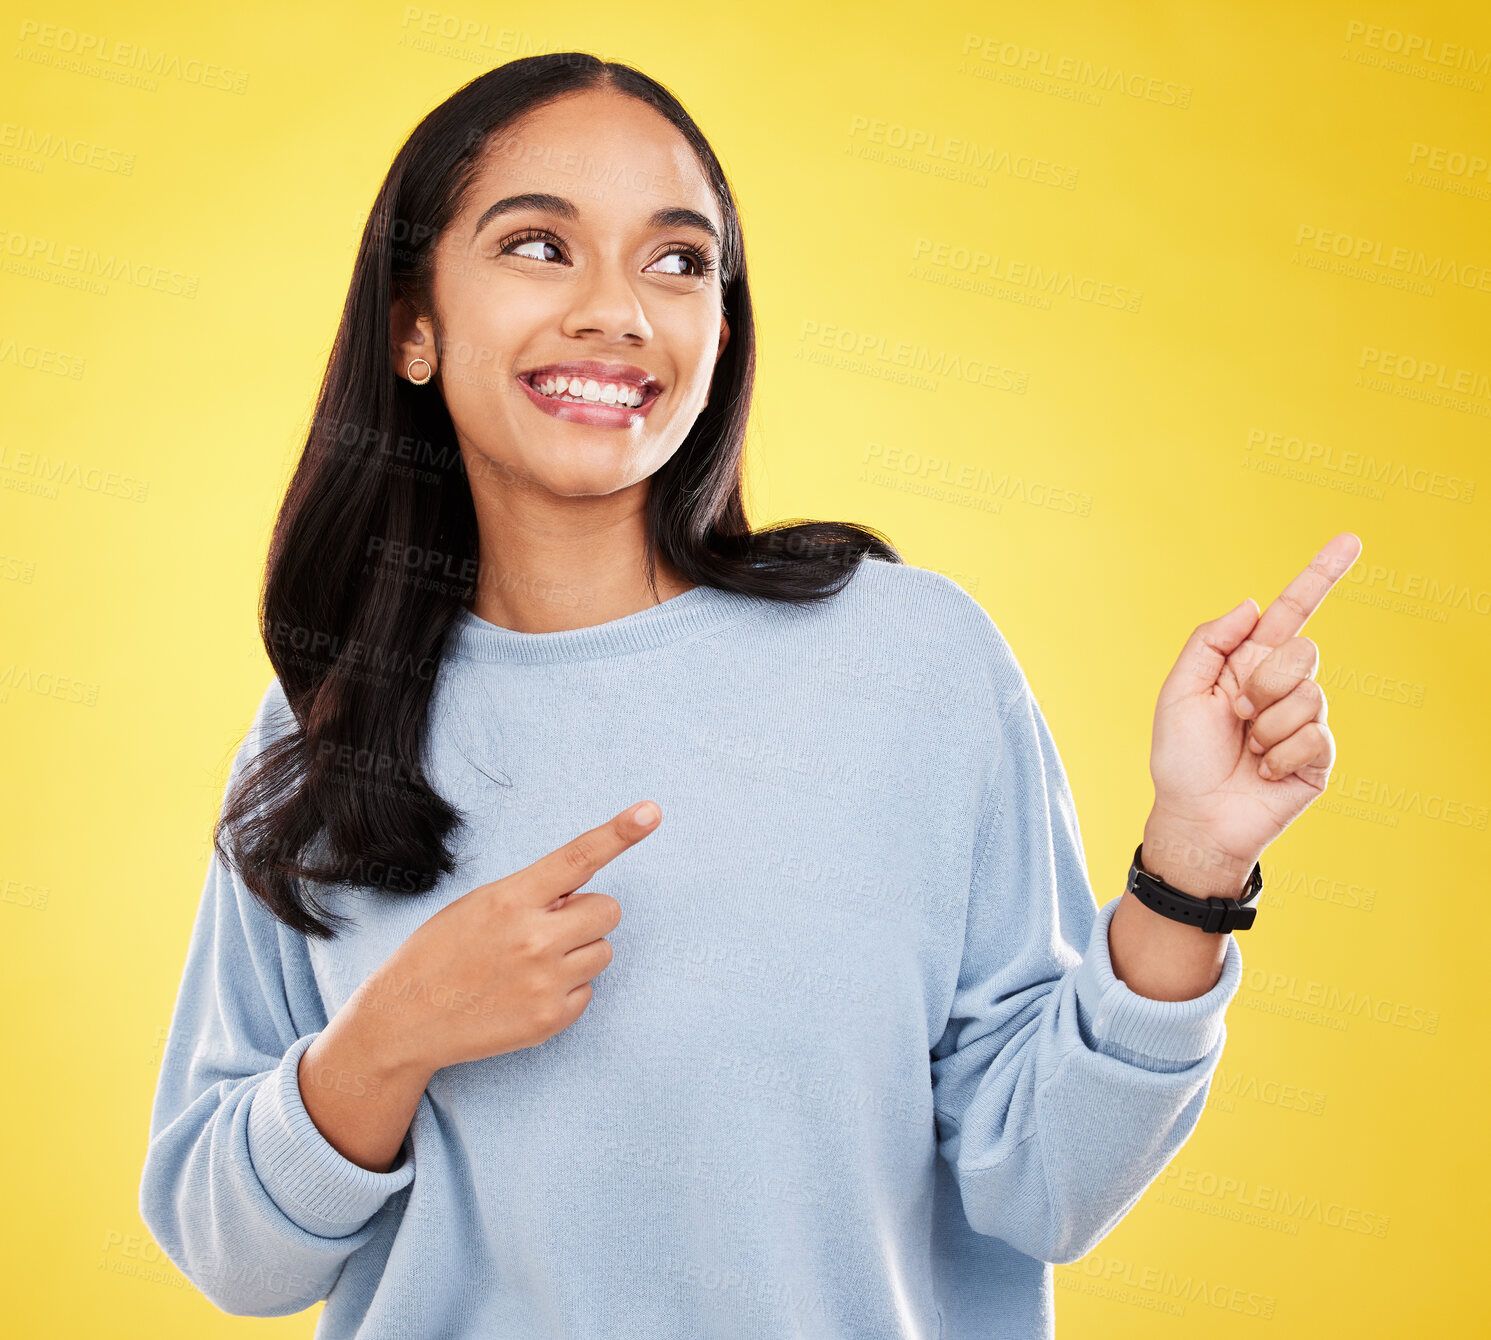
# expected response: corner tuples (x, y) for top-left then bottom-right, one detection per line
(563, 839), (593, 874)
(514, 929), (546, 961)
(533, 987), (564, 1028)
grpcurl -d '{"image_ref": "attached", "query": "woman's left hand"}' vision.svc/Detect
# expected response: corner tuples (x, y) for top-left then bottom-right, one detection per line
(1143, 532), (1364, 892)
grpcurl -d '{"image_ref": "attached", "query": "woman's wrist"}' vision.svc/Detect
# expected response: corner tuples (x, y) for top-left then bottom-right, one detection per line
(1140, 810), (1259, 899)
(346, 966), (442, 1086)
(1102, 809), (1254, 1003)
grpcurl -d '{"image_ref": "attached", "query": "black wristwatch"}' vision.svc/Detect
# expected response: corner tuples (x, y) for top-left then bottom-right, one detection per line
(1125, 842), (1263, 933)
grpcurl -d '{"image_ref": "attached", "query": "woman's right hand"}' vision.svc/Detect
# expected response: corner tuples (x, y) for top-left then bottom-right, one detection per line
(360, 799), (662, 1075)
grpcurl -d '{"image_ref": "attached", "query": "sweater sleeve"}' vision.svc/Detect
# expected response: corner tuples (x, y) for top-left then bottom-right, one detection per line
(929, 679), (1243, 1265)
(138, 678), (416, 1317)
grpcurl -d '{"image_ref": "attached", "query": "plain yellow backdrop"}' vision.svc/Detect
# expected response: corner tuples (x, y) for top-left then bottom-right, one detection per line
(2, 2), (1487, 1335)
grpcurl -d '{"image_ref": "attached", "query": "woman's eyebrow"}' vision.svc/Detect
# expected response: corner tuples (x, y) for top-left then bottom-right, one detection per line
(472, 192), (721, 250)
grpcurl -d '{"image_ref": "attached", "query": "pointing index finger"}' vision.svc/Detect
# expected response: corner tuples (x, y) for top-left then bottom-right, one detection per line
(1250, 532), (1363, 648)
(516, 801), (661, 905)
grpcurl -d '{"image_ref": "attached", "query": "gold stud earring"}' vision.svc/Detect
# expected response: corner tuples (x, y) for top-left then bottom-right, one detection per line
(407, 358), (432, 385)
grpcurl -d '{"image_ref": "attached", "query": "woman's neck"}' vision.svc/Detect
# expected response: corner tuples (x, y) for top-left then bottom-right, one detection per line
(464, 550), (695, 635)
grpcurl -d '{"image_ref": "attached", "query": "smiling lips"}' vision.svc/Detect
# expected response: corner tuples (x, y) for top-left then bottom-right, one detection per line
(517, 359), (662, 425)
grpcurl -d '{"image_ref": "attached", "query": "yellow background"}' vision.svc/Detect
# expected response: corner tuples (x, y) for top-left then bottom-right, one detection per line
(3, 2), (1487, 1335)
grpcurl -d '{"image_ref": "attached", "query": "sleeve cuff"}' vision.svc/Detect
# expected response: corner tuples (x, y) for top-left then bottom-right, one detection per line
(247, 1033), (416, 1238)
(1072, 895), (1243, 1068)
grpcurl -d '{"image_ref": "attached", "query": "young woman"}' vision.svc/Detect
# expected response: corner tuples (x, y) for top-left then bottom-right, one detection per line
(140, 52), (1360, 1339)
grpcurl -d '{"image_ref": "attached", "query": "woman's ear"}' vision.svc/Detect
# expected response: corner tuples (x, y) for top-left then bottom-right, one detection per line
(391, 296), (437, 383)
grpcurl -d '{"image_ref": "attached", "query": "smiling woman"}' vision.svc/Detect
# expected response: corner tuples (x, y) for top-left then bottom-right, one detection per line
(394, 91), (741, 516)
(214, 54), (899, 941)
(138, 48), (1350, 1340)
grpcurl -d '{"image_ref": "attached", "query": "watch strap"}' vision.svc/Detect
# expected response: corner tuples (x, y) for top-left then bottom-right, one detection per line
(1125, 842), (1263, 933)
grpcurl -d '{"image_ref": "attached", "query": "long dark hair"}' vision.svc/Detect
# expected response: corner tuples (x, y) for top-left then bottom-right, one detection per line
(216, 51), (901, 939)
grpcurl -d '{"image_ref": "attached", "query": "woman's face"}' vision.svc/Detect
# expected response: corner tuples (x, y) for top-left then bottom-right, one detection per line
(403, 88), (731, 500)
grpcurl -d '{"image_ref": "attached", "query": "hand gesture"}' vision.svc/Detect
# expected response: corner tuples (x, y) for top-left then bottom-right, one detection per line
(1146, 533), (1363, 882)
(363, 800), (661, 1075)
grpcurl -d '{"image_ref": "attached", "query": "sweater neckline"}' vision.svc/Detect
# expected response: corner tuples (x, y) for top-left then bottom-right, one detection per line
(448, 582), (749, 664)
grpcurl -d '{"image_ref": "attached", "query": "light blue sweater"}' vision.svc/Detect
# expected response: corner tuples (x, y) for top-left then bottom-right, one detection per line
(140, 557), (1243, 1339)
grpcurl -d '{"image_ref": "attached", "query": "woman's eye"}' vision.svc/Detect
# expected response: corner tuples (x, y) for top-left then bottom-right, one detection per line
(649, 250), (704, 277)
(503, 235), (563, 263)
(644, 251), (712, 283)
(498, 231), (713, 279)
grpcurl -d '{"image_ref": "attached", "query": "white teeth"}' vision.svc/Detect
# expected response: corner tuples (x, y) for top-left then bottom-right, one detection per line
(533, 374), (647, 407)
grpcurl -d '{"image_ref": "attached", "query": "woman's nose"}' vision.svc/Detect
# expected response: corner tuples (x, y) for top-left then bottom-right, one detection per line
(561, 261), (651, 342)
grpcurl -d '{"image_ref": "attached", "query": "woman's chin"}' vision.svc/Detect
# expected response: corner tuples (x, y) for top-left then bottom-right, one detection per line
(528, 461), (657, 500)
